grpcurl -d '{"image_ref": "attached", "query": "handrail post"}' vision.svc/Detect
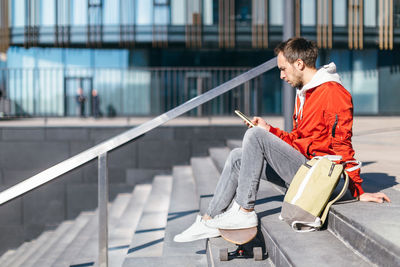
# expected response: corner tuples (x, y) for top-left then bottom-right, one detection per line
(98, 153), (109, 267)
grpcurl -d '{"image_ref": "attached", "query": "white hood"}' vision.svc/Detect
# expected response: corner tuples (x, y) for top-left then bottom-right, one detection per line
(295, 62), (342, 121)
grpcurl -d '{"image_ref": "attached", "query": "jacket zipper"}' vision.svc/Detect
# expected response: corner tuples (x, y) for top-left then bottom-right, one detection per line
(332, 114), (338, 137)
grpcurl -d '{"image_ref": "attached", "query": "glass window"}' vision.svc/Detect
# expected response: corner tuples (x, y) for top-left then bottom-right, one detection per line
(186, 0), (201, 25)
(236, 0), (251, 26)
(352, 50), (379, 114)
(364, 0), (376, 27)
(301, 0), (316, 26)
(394, 0), (400, 28)
(269, 1), (283, 26)
(154, 6), (170, 25)
(333, 0), (346, 26)
(72, 0), (88, 26)
(103, 0), (119, 25)
(171, 0), (185, 25)
(203, 0), (213, 25)
(13, 0), (25, 27)
(252, 0), (265, 25)
(41, 0), (55, 26)
(136, 0), (153, 25)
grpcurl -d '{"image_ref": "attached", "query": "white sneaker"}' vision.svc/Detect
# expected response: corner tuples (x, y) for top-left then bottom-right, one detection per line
(205, 201), (258, 229)
(173, 215), (221, 242)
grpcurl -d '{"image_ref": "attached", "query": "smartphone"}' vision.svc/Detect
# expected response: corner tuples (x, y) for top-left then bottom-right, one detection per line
(234, 110), (256, 127)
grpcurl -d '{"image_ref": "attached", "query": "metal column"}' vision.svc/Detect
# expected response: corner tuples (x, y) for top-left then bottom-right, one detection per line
(98, 153), (109, 267)
(282, 0), (296, 131)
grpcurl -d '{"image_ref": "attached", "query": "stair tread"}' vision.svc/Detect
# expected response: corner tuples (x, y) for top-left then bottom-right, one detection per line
(226, 139), (242, 150)
(7, 230), (54, 267)
(122, 255), (207, 267)
(20, 220), (75, 267)
(108, 184), (152, 267)
(32, 212), (93, 267)
(208, 147), (231, 173)
(109, 193), (132, 223)
(162, 166), (206, 257)
(0, 250), (16, 266)
(329, 186), (400, 265)
(51, 212), (97, 267)
(70, 185), (154, 267)
(121, 176), (173, 265)
(191, 157), (220, 215)
(2, 242), (32, 267)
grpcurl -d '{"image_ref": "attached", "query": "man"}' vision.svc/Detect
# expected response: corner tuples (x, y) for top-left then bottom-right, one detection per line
(76, 88), (86, 117)
(174, 37), (390, 243)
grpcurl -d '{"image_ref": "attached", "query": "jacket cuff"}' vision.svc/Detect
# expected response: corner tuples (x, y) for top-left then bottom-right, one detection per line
(269, 126), (278, 135)
(349, 181), (365, 197)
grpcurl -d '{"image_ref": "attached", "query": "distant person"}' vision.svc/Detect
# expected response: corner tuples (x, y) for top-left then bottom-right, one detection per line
(174, 37), (390, 243)
(91, 89), (100, 118)
(76, 88), (86, 117)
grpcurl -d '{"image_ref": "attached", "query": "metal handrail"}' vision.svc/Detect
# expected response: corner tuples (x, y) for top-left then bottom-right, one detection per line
(0, 56), (277, 266)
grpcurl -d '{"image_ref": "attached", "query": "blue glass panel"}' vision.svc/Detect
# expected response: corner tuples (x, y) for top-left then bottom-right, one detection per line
(333, 0), (346, 26)
(301, 0), (316, 26)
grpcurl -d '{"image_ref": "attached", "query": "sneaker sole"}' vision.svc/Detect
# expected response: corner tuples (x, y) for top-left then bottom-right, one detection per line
(174, 232), (221, 243)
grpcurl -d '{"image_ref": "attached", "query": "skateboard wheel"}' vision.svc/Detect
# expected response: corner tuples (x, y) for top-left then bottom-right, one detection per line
(219, 248), (228, 261)
(253, 247), (263, 261)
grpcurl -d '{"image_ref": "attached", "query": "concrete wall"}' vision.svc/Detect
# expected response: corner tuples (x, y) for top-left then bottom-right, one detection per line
(0, 125), (246, 253)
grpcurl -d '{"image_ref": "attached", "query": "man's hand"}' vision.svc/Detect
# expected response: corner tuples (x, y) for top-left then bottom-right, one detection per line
(359, 192), (391, 203)
(247, 116), (271, 131)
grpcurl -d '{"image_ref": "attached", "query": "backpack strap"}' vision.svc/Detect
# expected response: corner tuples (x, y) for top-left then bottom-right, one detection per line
(320, 171), (349, 225)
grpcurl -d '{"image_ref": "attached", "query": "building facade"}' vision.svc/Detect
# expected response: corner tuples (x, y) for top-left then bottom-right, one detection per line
(0, 0), (399, 117)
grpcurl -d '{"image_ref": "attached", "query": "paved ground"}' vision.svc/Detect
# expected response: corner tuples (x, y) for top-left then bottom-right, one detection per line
(1, 116), (399, 191)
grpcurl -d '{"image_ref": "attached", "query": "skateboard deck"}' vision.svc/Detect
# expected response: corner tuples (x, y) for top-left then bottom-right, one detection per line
(218, 226), (262, 261)
(219, 226), (257, 245)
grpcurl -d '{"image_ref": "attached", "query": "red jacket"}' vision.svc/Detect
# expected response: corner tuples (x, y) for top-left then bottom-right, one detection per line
(269, 81), (364, 197)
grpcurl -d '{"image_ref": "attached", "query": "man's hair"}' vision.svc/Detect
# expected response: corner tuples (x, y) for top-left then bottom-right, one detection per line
(274, 37), (318, 68)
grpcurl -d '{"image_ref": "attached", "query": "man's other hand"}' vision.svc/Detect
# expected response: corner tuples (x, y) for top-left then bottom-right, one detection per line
(250, 117), (271, 131)
(359, 192), (391, 203)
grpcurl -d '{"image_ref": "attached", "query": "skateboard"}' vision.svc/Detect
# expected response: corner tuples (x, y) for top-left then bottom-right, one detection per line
(218, 226), (263, 261)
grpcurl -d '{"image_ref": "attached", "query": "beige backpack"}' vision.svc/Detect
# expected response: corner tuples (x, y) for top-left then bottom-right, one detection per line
(279, 156), (361, 232)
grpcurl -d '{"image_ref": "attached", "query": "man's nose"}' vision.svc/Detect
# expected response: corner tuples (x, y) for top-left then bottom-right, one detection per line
(280, 71), (285, 80)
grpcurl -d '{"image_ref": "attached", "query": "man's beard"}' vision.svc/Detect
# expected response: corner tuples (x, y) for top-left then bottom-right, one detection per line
(292, 79), (303, 88)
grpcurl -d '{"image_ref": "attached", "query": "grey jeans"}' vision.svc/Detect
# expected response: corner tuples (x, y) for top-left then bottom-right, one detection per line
(206, 127), (308, 217)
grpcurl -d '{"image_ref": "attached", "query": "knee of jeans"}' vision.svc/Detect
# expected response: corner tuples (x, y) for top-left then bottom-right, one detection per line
(243, 126), (266, 144)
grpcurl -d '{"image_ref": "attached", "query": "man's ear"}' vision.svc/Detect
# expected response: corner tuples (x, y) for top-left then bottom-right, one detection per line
(295, 59), (305, 71)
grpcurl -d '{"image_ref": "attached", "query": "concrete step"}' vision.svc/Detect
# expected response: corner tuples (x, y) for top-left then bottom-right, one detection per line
(122, 255), (207, 267)
(208, 147), (231, 173)
(7, 230), (54, 267)
(226, 140), (242, 150)
(68, 190), (138, 266)
(1, 242), (32, 267)
(108, 184), (152, 267)
(190, 157), (220, 215)
(34, 212), (93, 267)
(328, 186), (400, 266)
(0, 250), (16, 266)
(20, 220), (75, 267)
(122, 175), (173, 265)
(109, 193), (133, 223)
(162, 166), (205, 257)
(52, 212), (97, 267)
